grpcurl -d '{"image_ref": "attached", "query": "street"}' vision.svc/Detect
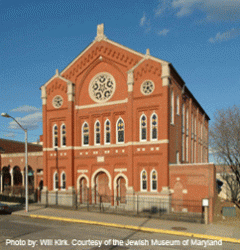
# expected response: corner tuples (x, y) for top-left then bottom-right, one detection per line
(0, 214), (239, 250)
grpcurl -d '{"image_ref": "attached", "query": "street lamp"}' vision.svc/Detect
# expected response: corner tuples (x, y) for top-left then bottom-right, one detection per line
(1, 113), (29, 212)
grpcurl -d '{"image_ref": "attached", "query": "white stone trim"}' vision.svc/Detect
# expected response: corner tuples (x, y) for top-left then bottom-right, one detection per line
(1, 152), (43, 158)
(60, 171), (66, 190)
(77, 169), (88, 173)
(116, 117), (125, 144)
(140, 113), (147, 142)
(60, 123), (66, 148)
(150, 169), (158, 192)
(41, 86), (47, 105)
(169, 162), (214, 166)
(53, 171), (59, 191)
(104, 119), (111, 145)
(113, 173), (129, 205)
(77, 174), (90, 190)
(94, 120), (101, 146)
(114, 168), (127, 172)
(182, 189), (188, 194)
(91, 168), (112, 190)
(42, 139), (169, 151)
(140, 169), (147, 192)
(150, 112), (158, 141)
(75, 98), (128, 110)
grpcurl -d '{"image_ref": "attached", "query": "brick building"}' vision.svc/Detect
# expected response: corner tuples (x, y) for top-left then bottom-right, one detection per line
(39, 24), (215, 219)
(0, 138), (43, 193)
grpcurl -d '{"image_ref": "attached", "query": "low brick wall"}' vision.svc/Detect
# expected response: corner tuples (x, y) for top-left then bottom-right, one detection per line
(169, 163), (216, 223)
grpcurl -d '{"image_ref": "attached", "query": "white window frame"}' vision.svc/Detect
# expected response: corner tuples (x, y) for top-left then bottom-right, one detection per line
(116, 117), (125, 144)
(104, 119), (111, 145)
(53, 124), (58, 148)
(140, 114), (147, 142)
(53, 171), (59, 190)
(82, 122), (89, 146)
(176, 151), (180, 164)
(94, 120), (101, 146)
(140, 170), (147, 192)
(61, 124), (66, 147)
(61, 172), (66, 190)
(176, 95), (180, 115)
(150, 113), (158, 141)
(150, 169), (157, 192)
(170, 90), (174, 124)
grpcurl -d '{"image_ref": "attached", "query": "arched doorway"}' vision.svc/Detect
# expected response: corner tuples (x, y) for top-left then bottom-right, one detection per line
(95, 171), (110, 203)
(24, 166), (34, 191)
(116, 176), (126, 204)
(13, 166), (22, 186)
(2, 166), (11, 192)
(79, 177), (88, 203)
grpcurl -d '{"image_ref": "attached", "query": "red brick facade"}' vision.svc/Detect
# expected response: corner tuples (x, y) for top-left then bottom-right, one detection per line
(40, 24), (213, 207)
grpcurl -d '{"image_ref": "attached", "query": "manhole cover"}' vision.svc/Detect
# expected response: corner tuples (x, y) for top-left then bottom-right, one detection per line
(171, 227), (187, 231)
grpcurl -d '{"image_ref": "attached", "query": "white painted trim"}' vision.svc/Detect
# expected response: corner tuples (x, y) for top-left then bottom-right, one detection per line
(114, 168), (127, 172)
(150, 112), (158, 141)
(104, 119), (111, 145)
(91, 168), (112, 190)
(61, 171), (66, 190)
(1, 152), (43, 158)
(60, 123), (66, 147)
(94, 120), (101, 146)
(140, 114), (147, 142)
(116, 117), (125, 144)
(82, 122), (89, 146)
(53, 171), (59, 191)
(140, 169), (147, 192)
(169, 162), (214, 166)
(150, 169), (158, 192)
(77, 169), (88, 173)
(77, 174), (90, 191)
(113, 173), (129, 205)
(75, 98), (128, 110)
(53, 124), (58, 149)
(42, 139), (169, 151)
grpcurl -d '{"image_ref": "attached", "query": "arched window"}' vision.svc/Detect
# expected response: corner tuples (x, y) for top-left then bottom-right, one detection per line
(151, 170), (157, 191)
(170, 90), (174, 124)
(117, 118), (124, 143)
(53, 172), (59, 190)
(61, 172), (66, 190)
(53, 125), (58, 148)
(151, 113), (158, 140)
(105, 119), (111, 144)
(95, 121), (101, 145)
(141, 170), (147, 191)
(82, 122), (89, 146)
(140, 114), (147, 141)
(61, 124), (66, 147)
(176, 95), (180, 115)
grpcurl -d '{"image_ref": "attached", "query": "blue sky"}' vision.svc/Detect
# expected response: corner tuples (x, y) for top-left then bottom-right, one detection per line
(0, 0), (240, 150)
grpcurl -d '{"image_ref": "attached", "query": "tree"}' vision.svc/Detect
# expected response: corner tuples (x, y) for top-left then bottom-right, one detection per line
(210, 105), (240, 205)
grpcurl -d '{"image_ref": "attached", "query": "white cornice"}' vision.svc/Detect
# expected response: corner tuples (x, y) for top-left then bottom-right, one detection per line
(75, 98), (128, 110)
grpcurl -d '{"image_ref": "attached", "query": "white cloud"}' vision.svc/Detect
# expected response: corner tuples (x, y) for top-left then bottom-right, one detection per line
(140, 13), (147, 26)
(140, 13), (151, 32)
(3, 132), (16, 138)
(157, 29), (170, 36)
(11, 105), (41, 113)
(156, 0), (240, 21)
(209, 28), (240, 43)
(9, 111), (42, 131)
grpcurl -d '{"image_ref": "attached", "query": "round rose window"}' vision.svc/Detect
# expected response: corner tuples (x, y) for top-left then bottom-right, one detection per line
(141, 80), (155, 95)
(89, 73), (116, 103)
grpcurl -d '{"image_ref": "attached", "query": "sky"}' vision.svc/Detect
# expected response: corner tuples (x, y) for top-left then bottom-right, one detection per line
(0, 0), (240, 151)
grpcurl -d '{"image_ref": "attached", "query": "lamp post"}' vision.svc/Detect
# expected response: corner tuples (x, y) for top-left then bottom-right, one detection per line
(1, 113), (28, 212)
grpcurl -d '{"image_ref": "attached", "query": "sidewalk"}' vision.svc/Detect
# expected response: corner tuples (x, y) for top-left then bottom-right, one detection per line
(13, 204), (240, 244)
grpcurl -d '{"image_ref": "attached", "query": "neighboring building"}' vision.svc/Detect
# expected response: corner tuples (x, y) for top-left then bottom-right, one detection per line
(0, 138), (43, 193)
(39, 24), (215, 219)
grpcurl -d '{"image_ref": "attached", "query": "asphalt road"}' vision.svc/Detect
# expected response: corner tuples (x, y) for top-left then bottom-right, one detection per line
(0, 214), (239, 250)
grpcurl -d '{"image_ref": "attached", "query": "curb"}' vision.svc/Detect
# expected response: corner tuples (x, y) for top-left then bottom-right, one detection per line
(20, 214), (240, 244)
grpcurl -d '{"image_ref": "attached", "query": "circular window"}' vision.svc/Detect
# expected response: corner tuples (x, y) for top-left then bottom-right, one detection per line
(141, 80), (155, 95)
(89, 73), (116, 103)
(52, 95), (63, 108)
